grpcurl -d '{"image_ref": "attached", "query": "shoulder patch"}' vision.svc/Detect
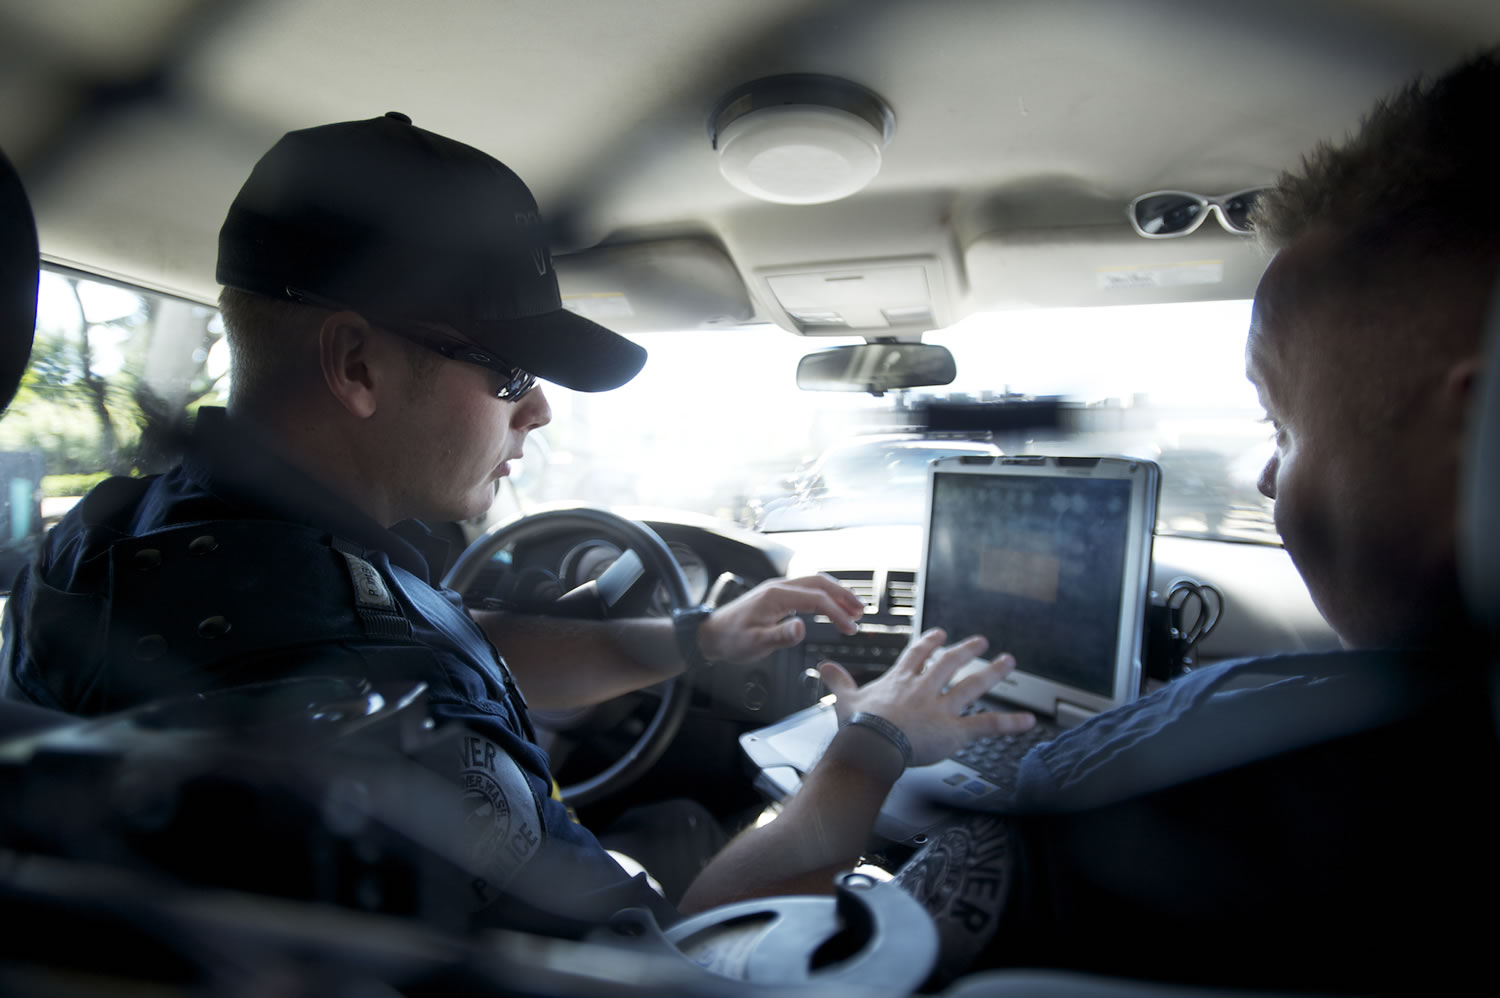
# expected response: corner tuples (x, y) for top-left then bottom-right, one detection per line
(339, 550), (396, 611)
(459, 733), (544, 906)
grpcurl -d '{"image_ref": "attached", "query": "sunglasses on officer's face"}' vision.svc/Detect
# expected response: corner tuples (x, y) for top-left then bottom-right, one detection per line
(285, 288), (538, 402)
(377, 323), (538, 402)
(1127, 188), (1268, 238)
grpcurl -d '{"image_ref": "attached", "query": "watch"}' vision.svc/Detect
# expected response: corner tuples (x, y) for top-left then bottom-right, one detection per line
(671, 604), (717, 671)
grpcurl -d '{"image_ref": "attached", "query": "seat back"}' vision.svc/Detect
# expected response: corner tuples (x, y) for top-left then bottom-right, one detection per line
(1460, 275), (1500, 646)
(0, 146), (37, 414)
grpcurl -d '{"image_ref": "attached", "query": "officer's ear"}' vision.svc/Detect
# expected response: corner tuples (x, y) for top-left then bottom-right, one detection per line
(318, 311), (383, 419)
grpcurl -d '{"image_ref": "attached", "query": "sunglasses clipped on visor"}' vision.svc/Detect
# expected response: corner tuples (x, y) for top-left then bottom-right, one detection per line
(1127, 188), (1268, 239)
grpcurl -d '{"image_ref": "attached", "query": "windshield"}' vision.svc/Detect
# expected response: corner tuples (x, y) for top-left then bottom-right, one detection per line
(814, 442), (999, 494)
(6, 272), (1276, 565)
(518, 299), (1276, 544)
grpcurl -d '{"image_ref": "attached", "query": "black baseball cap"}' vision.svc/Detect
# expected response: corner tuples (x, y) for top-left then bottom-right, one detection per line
(217, 112), (645, 392)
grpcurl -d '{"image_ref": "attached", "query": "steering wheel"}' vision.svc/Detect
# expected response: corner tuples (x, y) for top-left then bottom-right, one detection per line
(443, 507), (695, 807)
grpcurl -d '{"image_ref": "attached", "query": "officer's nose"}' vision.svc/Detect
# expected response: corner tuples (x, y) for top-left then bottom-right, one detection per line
(514, 384), (551, 433)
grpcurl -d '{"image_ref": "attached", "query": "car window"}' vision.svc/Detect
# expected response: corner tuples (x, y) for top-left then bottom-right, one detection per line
(1, 269), (226, 584)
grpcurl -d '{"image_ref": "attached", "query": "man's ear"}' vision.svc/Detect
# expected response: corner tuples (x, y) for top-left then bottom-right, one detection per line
(318, 310), (381, 419)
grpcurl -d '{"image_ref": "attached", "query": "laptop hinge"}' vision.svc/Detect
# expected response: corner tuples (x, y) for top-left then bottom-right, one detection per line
(1056, 700), (1095, 729)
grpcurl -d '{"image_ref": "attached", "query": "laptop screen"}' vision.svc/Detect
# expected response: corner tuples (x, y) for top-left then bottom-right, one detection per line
(922, 469), (1134, 697)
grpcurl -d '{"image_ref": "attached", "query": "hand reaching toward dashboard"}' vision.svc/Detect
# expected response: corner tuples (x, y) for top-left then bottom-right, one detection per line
(819, 628), (1036, 769)
(696, 573), (865, 665)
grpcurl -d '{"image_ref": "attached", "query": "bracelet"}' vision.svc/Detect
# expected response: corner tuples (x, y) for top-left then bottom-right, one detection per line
(843, 711), (913, 768)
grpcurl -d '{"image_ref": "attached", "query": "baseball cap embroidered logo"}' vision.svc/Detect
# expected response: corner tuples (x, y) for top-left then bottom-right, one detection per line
(216, 111), (645, 393)
(513, 211), (550, 276)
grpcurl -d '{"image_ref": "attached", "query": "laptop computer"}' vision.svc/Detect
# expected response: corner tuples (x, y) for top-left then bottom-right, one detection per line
(740, 454), (1159, 843)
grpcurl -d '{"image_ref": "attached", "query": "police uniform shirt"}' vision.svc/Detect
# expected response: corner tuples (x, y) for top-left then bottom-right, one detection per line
(1, 406), (677, 934)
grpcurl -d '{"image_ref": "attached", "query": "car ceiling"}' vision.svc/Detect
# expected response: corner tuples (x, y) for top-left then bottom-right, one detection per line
(1, 0), (1497, 329)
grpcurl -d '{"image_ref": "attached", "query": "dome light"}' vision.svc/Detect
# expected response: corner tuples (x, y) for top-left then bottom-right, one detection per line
(709, 75), (894, 206)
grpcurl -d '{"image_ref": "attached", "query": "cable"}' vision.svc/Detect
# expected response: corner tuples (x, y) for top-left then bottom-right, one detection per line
(1166, 578), (1224, 671)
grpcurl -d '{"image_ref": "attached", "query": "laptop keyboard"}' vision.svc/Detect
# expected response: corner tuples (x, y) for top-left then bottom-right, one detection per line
(947, 702), (1061, 794)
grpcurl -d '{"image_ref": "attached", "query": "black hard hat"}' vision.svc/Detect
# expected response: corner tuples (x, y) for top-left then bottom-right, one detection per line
(0, 146), (38, 414)
(217, 112), (644, 393)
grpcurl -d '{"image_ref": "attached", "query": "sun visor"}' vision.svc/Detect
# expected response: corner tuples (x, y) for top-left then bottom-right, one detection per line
(966, 226), (1269, 310)
(554, 238), (753, 334)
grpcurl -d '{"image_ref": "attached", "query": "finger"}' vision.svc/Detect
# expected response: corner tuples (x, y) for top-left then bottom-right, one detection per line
(892, 628), (947, 675)
(960, 708), (1037, 739)
(800, 573), (868, 617)
(747, 616), (806, 652)
(762, 582), (861, 636)
(945, 652), (1017, 704)
(819, 660), (857, 697)
(924, 635), (991, 689)
(778, 573), (866, 615)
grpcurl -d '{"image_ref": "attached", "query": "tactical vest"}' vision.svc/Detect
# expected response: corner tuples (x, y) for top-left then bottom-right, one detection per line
(10, 475), (451, 716)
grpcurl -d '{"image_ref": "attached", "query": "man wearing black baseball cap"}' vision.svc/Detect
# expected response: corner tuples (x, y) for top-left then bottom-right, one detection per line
(217, 111), (647, 397)
(2, 114), (1034, 929)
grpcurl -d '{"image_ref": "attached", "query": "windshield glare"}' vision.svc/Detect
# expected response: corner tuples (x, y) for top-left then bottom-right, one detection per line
(517, 299), (1276, 544)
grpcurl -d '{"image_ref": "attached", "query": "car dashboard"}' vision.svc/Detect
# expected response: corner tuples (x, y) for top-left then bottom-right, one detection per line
(455, 511), (1341, 737)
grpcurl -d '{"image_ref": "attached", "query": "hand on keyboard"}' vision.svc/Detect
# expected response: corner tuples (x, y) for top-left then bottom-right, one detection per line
(819, 628), (1037, 768)
(950, 704), (1060, 794)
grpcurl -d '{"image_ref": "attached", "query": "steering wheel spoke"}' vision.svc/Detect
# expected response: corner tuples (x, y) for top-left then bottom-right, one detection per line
(555, 540), (660, 618)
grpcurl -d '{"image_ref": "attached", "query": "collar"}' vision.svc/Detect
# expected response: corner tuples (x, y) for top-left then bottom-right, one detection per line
(181, 407), (451, 584)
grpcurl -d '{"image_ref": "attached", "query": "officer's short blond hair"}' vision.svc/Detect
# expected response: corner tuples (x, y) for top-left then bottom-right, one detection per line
(218, 287), (435, 408)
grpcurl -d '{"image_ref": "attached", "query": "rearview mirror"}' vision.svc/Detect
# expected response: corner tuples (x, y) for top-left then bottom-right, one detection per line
(795, 342), (956, 396)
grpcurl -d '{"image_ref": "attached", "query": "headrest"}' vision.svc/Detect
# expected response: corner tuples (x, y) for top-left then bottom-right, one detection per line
(1459, 273), (1500, 643)
(0, 146), (38, 414)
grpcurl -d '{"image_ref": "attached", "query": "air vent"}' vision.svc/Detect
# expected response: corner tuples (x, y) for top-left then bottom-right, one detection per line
(886, 571), (917, 616)
(829, 570), (878, 613)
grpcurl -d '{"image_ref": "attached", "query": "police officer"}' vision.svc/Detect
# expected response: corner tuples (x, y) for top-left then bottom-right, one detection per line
(1, 113), (1035, 928)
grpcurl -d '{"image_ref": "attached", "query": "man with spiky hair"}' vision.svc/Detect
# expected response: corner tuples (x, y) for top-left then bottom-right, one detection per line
(1245, 52), (1498, 655)
(910, 50), (1500, 993)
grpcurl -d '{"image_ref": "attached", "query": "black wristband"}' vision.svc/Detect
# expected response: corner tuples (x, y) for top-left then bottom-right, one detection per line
(671, 604), (716, 671)
(843, 711), (914, 767)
